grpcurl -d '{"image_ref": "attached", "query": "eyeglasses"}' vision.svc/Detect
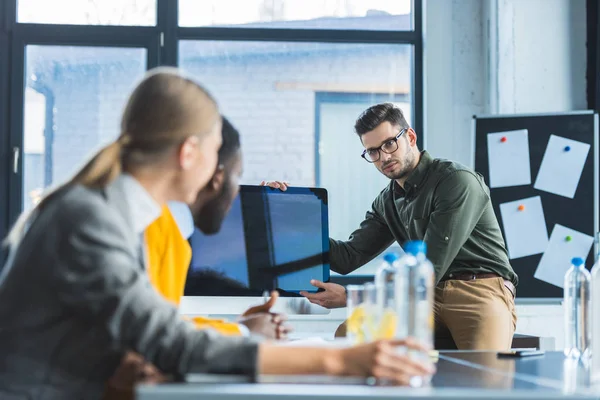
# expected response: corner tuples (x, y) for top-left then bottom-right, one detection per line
(361, 128), (407, 163)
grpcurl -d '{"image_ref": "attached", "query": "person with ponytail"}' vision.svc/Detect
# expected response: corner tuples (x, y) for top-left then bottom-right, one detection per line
(0, 68), (433, 400)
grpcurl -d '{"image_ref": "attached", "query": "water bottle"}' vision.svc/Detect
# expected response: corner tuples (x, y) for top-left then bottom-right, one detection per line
(563, 357), (592, 393)
(401, 240), (435, 387)
(591, 253), (600, 381)
(373, 253), (408, 341)
(403, 240), (435, 353)
(564, 257), (591, 359)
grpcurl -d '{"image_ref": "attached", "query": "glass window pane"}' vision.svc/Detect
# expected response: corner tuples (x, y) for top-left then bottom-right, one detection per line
(179, 40), (411, 275)
(18, 0), (156, 26)
(23, 45), (146, 211)
(178, 0), (411, 30)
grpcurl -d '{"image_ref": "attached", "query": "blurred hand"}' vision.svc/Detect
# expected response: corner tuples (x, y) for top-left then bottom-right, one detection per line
(240, 291), (292, 340)
(107, 352), (167, 391)
(300, 280), (347, 309)
(239, 313), (291, 340)
(260, 180), (289, 191)
(336, 338), (436, 386)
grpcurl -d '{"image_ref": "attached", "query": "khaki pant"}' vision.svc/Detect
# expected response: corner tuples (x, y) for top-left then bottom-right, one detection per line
(434, 277), (517, 350)
(335, 277), (517, 351)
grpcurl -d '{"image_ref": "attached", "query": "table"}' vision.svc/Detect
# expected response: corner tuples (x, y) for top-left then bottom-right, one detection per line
(438, 351), (598, 394)
(136, 351), (600, 400)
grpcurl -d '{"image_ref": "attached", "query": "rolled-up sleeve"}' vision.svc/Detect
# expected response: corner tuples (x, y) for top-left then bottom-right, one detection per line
(329, 196), (395, 275)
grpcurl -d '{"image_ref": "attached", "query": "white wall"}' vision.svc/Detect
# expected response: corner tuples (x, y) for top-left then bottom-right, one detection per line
(495, 0), (587, 113)
(425, 0), (486, 166)
(426, 0), (587, 164)
(425, 0), (587, 350)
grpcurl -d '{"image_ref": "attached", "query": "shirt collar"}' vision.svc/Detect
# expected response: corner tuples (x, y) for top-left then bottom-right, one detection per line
(111, 174), (162, 234)
(167, 201), (195, 239)
(395, 150), (433, 195)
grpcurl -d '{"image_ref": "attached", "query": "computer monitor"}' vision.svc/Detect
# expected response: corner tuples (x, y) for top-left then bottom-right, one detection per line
(183, 185), (330, 299)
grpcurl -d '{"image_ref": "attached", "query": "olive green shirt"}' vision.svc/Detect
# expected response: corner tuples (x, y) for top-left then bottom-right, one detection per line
(330, 151), (518, 286)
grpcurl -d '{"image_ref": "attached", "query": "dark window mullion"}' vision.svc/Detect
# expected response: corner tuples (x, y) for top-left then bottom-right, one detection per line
(7, 36), (24, 238)
(11, 23), (158, 46)
(178, 26), (418, 44)
(157, 0), (178, 66)
(0, 1), (13, 263)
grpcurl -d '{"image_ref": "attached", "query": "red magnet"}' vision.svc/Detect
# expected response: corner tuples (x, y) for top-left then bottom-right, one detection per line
(500, 137), (507, 143)
(518, 204), (525, 211)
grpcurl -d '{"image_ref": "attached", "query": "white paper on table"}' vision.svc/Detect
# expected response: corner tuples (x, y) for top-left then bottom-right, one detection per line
(499, 196), (549, 259)
(533, 135), (590, 199)
(487, 129), (531, 188)
(534, 224), (594, 288)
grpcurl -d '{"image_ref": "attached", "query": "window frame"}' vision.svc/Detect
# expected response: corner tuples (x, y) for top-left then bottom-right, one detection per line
(1, 0), (11, 264)
(0, 0), (425, 281)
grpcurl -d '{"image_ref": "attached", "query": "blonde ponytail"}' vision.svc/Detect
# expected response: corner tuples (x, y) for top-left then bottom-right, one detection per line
(72, 134), (130, 188)
(4, 137), (127, 246)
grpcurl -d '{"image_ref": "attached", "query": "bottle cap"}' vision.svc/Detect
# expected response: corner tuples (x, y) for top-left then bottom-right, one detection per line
(383, 253), (400, 264)
(572, 257), (585, 267)
(404, 240), (427, 256)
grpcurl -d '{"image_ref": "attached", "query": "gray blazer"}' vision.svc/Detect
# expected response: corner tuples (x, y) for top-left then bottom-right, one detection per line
(0, 182), (258, 400)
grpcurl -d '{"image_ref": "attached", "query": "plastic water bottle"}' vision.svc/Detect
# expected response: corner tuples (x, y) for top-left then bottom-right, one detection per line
(400, 240), (435, 387)
(564, 257), (591, 359)
(590, 254), (600, 381)
(373, 253), (408, 341)
(403, 241), (435, 354)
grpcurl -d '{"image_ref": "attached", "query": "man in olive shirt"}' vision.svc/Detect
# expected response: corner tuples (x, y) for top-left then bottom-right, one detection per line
(300, 103), (518, 350)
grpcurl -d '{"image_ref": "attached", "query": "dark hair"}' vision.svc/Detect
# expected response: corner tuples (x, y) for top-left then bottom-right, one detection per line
(354, 102), (409, 135)
(219, 116), (241, 164)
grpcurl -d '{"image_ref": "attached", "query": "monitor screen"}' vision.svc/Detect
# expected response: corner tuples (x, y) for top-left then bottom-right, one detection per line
(184, 185), (330, 296)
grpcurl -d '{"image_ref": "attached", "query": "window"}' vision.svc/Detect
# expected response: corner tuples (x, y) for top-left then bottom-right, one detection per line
(22, 45), (147, 210)
(179, 0), (412, 30)
(180, 41), (411, 186)
(17, 0), (157, 26)
(2, 0), (424, 280)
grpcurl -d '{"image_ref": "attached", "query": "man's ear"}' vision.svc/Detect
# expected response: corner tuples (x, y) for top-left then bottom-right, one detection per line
(407, 128), (418, 147)
(209, 164), (226, 192)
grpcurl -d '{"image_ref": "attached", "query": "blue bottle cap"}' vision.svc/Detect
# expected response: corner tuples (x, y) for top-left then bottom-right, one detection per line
(404, 240), (427, 256)
(383, 253), (400, 264)
(572, 257), (585, 267)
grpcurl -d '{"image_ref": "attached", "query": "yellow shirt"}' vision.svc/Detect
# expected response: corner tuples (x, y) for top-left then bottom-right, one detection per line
(145, 205), (242, 336)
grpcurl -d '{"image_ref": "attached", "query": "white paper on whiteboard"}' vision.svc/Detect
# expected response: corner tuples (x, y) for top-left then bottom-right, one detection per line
(499, 196), (549, 260)
(534, 225), (594, 288)
(487, 129), (531, 188)
(533, 135), (590, 199)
